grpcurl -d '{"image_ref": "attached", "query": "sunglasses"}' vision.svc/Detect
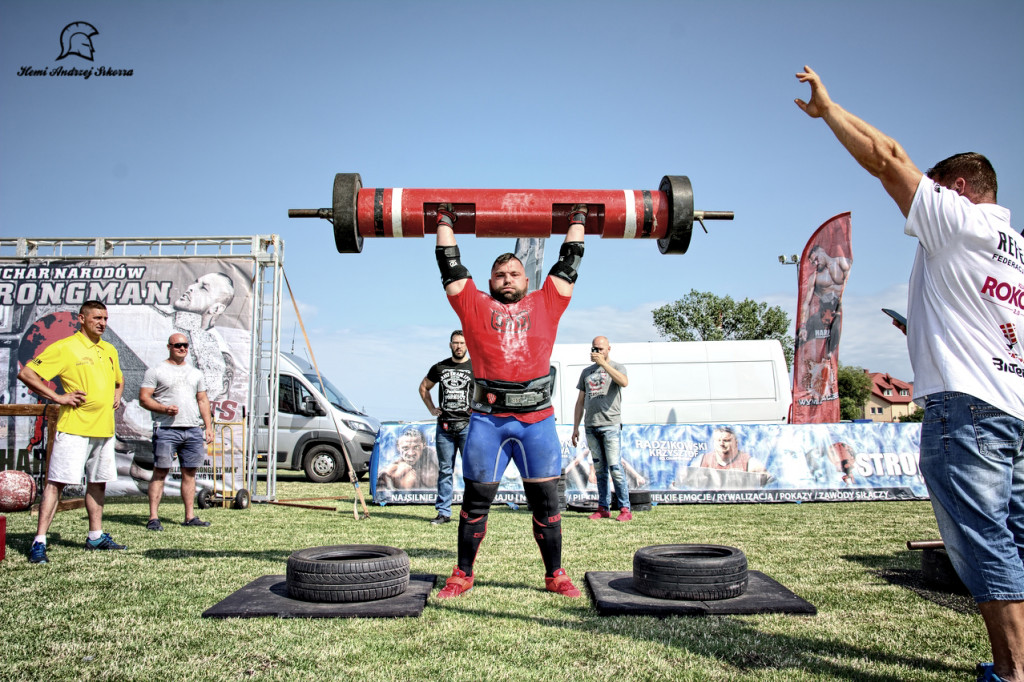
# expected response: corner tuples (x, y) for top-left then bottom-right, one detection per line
(170, 343), (190, 349)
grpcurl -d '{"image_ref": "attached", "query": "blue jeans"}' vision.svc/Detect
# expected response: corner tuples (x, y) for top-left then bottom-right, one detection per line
(435, 424), (468, 517)
(918, 392), (1024, 602)
(585, 424), (630, 510)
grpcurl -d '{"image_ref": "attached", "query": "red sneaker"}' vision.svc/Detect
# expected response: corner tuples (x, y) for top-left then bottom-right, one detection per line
(437, 566), (474, 599)
(545, 568), (581, 598)
(588, 506), (611, 520)
(616, 508), (633, 522)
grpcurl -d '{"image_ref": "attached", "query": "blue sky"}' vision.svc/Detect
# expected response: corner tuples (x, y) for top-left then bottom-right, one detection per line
(2, 0), (1022, 422)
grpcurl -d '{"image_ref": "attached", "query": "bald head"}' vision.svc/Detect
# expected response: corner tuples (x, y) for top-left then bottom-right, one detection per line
(166, 332), (190, 363)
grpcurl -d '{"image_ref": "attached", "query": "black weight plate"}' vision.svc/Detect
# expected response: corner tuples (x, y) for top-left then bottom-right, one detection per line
(657, 175), (694, 255)
(332, 173), (364, 254)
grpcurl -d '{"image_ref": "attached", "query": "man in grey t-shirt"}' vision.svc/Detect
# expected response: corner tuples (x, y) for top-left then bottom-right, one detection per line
(571, 336), (631, 521)
(139, 333), (214, 530)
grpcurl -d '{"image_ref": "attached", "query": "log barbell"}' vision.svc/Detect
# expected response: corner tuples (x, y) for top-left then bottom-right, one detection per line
(288, 173), (733, 255)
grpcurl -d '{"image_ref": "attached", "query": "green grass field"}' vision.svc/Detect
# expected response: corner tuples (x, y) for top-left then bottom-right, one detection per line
(0, 474), (987, 681)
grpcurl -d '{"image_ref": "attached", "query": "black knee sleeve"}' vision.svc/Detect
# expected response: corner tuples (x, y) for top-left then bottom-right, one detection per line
(523, 479), (561, 524)
(523, 479), (562, 575)
(456, 479), (499, 575)
(460, 479), (499, 519)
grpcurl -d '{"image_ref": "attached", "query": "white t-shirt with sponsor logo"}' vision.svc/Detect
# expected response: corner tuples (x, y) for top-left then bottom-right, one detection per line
(904, 175), (1024, 420)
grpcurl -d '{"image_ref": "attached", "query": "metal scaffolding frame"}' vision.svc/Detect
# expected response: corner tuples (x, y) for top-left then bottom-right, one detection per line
(0, 235), (284, 501)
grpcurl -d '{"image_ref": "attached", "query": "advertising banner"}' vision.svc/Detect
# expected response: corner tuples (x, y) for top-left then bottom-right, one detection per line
(370, 421), (926, 505)
(0, 258), (253, 497)
(792, 212), (853, 423)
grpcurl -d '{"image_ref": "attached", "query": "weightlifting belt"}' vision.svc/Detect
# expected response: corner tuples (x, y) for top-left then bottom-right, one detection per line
(471, 370), (555, 414)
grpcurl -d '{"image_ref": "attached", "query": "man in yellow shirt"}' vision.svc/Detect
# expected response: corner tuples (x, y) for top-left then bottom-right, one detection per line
(18, 300), (126, 564)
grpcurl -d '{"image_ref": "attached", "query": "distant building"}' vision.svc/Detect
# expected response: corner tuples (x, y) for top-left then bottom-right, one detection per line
(861, 371), (915, 422)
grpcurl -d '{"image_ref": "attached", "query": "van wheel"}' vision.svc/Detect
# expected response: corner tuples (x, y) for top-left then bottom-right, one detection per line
(633, 544), (748, 601)
(304, 445), (345, 483)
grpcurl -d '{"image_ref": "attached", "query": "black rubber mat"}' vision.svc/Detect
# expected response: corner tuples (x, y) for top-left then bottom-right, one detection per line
(585, 570), (817, 617)
(202, 573), (436, 619)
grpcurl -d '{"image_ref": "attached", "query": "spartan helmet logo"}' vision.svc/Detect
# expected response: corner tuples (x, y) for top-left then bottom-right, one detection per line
(56, 21), (99, 62)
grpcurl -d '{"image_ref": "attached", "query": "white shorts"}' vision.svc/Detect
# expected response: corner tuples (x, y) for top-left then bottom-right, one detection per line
(47, 432), (117, 484)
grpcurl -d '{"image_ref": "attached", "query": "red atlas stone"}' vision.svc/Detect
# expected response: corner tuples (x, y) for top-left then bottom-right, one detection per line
(0, 470), (37, 512)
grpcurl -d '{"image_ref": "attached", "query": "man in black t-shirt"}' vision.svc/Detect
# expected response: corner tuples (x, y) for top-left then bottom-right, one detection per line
(418, 330), (474, 524)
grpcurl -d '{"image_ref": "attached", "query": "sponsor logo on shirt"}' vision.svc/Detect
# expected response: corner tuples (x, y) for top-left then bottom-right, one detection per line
(490, 309), (530, 334)
(980, 276), (1024, 312)
(1000, 322), (1023, 364)
(991, 357), (1024, 379)
(996, 231), (1024, 266)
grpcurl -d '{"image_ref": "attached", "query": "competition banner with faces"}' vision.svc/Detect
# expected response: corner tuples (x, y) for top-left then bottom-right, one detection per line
(370, 421), (926, 505)
(0, 258), (253, 497)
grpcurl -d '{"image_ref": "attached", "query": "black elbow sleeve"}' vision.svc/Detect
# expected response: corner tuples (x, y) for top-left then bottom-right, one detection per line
(435, 245), (472, 288)
(548, 241), (584, 284)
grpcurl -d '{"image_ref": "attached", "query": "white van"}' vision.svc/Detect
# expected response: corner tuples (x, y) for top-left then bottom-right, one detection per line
(549, 340), (791, 424)
(255, 353), (381, 483)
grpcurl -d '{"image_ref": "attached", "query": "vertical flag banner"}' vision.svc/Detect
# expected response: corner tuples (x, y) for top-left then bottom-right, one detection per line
(791, 212), (852, 424)
(514, 238), (545, 293)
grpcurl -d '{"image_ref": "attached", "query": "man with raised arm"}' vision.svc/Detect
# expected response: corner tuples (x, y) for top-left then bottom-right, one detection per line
(432, 202), (587, 599)
(796, 65), (1024, 682)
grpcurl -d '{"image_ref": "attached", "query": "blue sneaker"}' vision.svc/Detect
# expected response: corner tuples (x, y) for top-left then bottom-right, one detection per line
(85, 533), (126, 551)
(977, 663), (1005, 681)
(28, 541), (48, 564)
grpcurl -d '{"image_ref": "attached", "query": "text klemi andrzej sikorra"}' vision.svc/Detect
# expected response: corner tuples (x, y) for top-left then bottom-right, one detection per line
(17, 65), (134, 79)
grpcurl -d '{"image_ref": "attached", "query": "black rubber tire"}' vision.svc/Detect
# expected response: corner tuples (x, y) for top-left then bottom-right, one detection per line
(303, 444), (345, 484)
(613, 491), (653, 511)
(921, 548), (969, 594)
(332, 173), (364, 254)
(633, 544), (748, 600)
(629, 490), (652, 506)
(232, 488), (251, 510)
(567, 501), (599, 514)
(657, 175), (694, 255)
(286, 545), (410, 603)
(196, 487), (214, 510)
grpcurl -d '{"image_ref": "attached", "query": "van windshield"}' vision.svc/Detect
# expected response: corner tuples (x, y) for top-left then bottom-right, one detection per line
(303, 373), (361, 414)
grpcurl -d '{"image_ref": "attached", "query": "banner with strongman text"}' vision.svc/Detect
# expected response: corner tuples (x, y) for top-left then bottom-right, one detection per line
(0, 258), (253, 497)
